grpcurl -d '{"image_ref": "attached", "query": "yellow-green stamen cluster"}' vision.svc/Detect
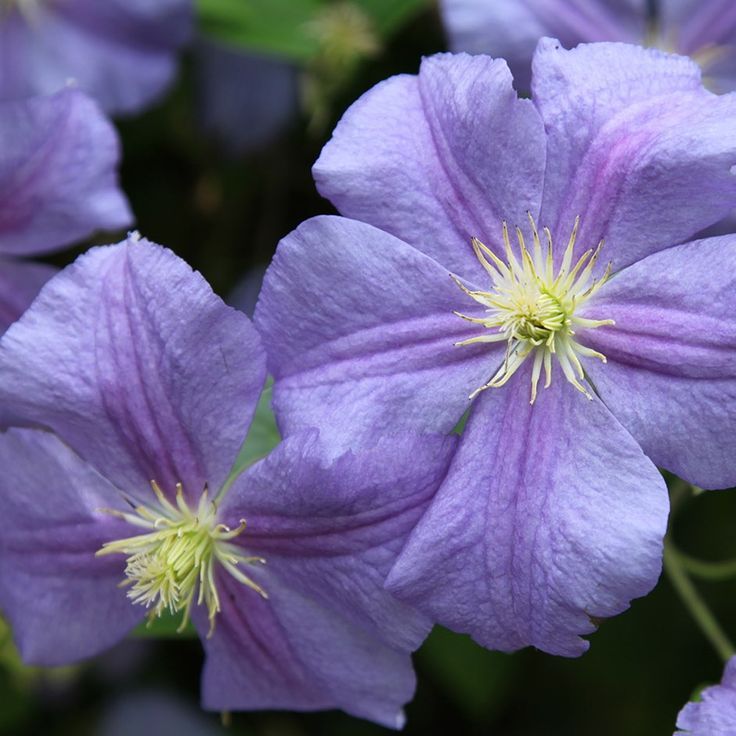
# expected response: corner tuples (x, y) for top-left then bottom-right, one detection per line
(453, 214), (614, 404)
(97, 481), (266, 635)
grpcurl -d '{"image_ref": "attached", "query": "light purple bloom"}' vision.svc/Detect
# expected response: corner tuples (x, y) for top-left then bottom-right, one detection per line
(442, 0), (736, 92)
(0, 86), (131, 335)
(255, 43), (736, 656)
(676, 658), (736, 735)
(0, 0), (193, 115)
(0, 235), (455, 726)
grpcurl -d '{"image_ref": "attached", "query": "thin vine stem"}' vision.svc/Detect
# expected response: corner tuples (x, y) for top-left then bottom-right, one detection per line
(664, 539), (735, 663)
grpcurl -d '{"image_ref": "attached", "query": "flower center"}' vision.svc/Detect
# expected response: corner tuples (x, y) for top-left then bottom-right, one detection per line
(453, 214), (614, 404)
(97, 481), (266, 635)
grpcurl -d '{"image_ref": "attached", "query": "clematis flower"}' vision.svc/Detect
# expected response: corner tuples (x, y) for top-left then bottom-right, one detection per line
(255, 43), (736, 656)
(441, 0), (736, 93)
(0, 86), (131, 335)
(0, 0), (192, 115)
(676, 658), (736, 735)
(0, 235), (456, 726)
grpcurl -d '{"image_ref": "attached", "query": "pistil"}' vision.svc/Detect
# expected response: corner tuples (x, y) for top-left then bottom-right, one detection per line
(97, 481), (266, 635)
(454, 214), (614, 404)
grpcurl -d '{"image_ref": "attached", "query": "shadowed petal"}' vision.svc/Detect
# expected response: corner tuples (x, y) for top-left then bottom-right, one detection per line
(0, 88), (132, 256)
(533, 39), (736, 272)
(313, 53), (546, 279)
(255, 216), (498, 449)
(0, 257), (56, 334)
(0, 236), (266, 501)
(441, 0), (646, 90)
(581, 236), (736, 489)
(0, 428), (142, 666)
(196, 572), (416, 729)
(387, 368), (668, 656)
(676, 657), (736, 734)
(221, 431), (457, 651)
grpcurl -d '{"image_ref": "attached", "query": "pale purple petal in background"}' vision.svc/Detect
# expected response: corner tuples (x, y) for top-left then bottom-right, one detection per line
(676, 657), (736, 735)
(440, 0), (646, 89)
(0, 87), (132, 256)
(0, 0), (193, 115)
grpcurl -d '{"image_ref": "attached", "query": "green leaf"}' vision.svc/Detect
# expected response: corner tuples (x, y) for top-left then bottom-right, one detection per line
(229, 381), (281, 478)
(196, 0), (430, 61)
(196, 0), (322, 62)
(355, 0), (428, 36)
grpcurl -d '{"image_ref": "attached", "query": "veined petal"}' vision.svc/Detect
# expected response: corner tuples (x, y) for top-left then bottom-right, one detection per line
(580, 235), (736, 489)
(533, 39), (736, 273)
(0, 429), (142, 665)
(220, 431), (456, 651)
(196, 572), (416, 729)
(0, 257), (55, 335)
(0, 88), (132, 256)
(313, 53), (546, 280)
(387, 366), (668, 656)
(255, 216), (498, 449)
(0, 236), (266, 501)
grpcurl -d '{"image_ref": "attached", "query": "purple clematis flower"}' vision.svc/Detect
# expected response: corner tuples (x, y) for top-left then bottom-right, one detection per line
(0, 235), (456, 726)
(441, 0), (736, 93)
(676, 658), (736, 735)
(0, 0), (193, 115)
(0, 86), (131, 335)
(255, 42), (736, 656)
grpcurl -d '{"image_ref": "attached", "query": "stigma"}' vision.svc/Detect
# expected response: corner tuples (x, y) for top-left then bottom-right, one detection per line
(97, 481), (266, 635)
(453, 214), (614, 404)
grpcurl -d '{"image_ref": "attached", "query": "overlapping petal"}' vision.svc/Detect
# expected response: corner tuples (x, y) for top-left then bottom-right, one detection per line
(387, 367), (668, 656)
(581, 235), (736, 489)
(0, 257), (55, 334)
(221, 431), (456, 651)
(0, 0), (192, 115)
(0, 428), (142, 665)
(0, 87), (131, 255)
(255, 216), (497, 447)
(440, 0), (645, 89)
(198, 573), (415, 728)
(0, 236), (266, 501)
(313, 54), (546, 279)
(533, 40), (736, 272)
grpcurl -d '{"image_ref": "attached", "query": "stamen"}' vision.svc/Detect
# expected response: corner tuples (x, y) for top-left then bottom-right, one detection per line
(97, 482), (266, 635)
(453, 215), (614, 403)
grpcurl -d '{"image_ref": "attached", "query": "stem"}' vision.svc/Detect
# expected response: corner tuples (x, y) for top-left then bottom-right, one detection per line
(664, 540), (735, 662)
(679, 554), (736, 582)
